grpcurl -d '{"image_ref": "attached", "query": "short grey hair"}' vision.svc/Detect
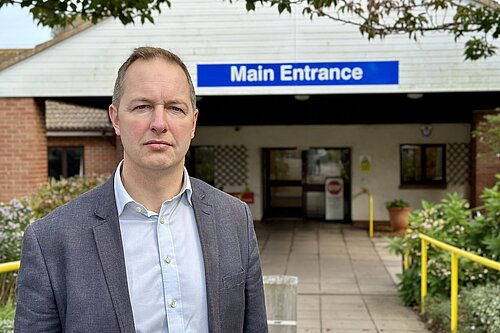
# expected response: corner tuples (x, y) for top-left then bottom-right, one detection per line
(112, 47), (196, 110)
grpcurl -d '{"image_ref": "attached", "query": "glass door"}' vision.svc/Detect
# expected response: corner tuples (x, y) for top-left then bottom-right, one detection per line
(303, 148), (351, 221)
(263, 149), (303, 218)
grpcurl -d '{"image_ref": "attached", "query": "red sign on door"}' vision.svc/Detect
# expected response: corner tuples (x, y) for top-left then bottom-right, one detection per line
(327, 180), (342, 195)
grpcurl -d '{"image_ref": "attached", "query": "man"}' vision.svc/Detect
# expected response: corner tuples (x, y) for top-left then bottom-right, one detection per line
(15, 47), (268, 333)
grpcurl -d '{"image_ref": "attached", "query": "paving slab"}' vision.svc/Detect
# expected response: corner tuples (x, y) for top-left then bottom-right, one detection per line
(257, 221), (430, 333)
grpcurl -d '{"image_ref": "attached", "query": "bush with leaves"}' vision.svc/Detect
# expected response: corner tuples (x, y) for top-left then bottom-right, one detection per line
(25, 175), (109, 220)
(0, 175), (108, 304)
(386, 176), (500, 306)
(0, 200), (34, 303)
(424, 283), (500, 333)
(461, 283), (500, 333)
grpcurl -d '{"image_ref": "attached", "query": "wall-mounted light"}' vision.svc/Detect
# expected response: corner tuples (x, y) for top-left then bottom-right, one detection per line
(407, 93), (423, 100)
(294, 95), (310, 101)
(420, 124), (433, 137)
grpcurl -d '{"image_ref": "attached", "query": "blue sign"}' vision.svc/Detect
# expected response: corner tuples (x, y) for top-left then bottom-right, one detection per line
(197, 61), (398, 87)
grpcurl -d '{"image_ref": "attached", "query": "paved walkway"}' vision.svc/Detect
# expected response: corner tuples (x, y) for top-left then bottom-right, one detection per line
(255, 220), (430, 333)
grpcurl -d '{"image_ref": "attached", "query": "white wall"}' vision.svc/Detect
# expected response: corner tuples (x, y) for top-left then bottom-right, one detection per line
(0, 0), (499, 96)
(193, 123), (471, 220)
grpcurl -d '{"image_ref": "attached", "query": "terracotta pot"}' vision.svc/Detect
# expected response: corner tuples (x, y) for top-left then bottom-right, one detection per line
(387, 207), (412, 234)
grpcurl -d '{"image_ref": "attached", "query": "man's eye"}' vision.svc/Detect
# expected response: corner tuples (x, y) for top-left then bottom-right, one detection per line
(134, 105), (151, 111)
(170, 106), (185, 114)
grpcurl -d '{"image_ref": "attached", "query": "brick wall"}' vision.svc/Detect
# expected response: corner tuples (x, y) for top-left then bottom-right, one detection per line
(471, 110), (500, 207)
(0, 98), (47, 202)
(48, 136), (119, 176)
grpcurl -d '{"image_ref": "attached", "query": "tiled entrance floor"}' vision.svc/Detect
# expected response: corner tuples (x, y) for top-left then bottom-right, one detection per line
(256, 220), (429, 333)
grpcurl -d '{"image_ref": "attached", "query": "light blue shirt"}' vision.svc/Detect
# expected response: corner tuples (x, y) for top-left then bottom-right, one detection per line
(114, 161), (208, 333)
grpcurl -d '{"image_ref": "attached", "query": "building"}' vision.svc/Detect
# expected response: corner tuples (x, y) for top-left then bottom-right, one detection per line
(0, 0), (498, 225)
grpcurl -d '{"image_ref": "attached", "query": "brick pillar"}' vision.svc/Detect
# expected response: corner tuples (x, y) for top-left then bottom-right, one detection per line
(0, 98), (47, 202)
(471, 110), (500, 207)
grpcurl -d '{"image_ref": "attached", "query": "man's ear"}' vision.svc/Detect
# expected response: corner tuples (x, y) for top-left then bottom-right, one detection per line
(191, 108), (199, 139)
(109, 104), (120, 136)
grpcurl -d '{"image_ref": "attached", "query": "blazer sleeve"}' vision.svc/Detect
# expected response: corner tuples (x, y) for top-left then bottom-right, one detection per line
(15, 224), (62, 333)
(243, 203), (268, 333)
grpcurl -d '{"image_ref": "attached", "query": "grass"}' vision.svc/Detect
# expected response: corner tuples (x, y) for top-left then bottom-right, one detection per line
(0, 301), (15, 332)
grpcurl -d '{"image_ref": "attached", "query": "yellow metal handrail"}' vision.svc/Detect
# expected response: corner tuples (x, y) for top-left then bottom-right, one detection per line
(413, 233), (500, 333)
(353, 188), (374, 238)
(0, 260), (20, 273)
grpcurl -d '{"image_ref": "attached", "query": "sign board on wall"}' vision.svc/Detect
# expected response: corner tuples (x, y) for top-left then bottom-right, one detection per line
(197, 61), (398, 87)
(325, 177), (344, 221)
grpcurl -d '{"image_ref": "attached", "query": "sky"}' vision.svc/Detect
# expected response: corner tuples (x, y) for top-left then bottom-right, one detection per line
(0, 5), (52, 48)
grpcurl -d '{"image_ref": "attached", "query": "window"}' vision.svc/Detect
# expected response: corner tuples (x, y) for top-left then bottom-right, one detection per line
(48, 147), (84, 180)
(185, 146), (214, 185)
(400, 144), (446, 186)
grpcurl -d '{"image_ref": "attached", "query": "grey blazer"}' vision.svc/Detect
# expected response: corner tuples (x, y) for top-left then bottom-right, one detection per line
(15, 177), (268, 333)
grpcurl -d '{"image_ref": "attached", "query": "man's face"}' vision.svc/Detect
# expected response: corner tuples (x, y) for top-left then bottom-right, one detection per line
(109, 58), (198, 175)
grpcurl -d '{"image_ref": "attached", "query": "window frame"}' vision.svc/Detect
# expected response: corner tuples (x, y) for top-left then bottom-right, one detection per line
(399, 143), (446, 187)
(185, 145), (215, 185)
(48, 146), (84, 180)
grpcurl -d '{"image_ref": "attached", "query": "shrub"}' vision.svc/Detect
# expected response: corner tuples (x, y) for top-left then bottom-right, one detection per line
(460, 283), (500, 333)
(386, 176), (500, 306)
(424, 283), (500, 333)
(424, 295), (451, 333)
(0, 200), (34, 264)
(0, 300), (15, 332)
(25, 174), (108, 220)
(0, 200), (34, 304)
(0, 175), (108, 304)
(385, 199), (410, 208)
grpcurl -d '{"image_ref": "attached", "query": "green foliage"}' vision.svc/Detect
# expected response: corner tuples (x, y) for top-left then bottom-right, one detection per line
(461, 283), (500, 333)
(0, 300), (14, 332)
(0, 0), (171, 28)
(424, 283), (500, 333)
(0, 200), (33, 264)
(424, 295), (452, 333)
(24, 175), (108, 220)
(241, 0), (500, 60)
(385, 199), (410, 208)
(1, 1), (498, 60)
(396, 262), (421, 306)
(0, 200), (33, 304)
(386, 178), (500, 306)
(0, 175), (107, 304)
(472, 111), (500, 158)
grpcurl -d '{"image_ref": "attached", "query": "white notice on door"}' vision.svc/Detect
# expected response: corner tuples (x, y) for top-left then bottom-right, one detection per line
(325, 177), (344, 220)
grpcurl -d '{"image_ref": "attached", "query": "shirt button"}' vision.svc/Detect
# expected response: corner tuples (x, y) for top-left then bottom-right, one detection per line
(160, 217), (166, 224)
(170, 299), (177, 308)
(165, 256), (171, 264)
(135, 207), (142, 213)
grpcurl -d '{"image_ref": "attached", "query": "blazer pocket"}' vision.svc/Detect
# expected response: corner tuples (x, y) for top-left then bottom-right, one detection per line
(222, 269), (246, 289)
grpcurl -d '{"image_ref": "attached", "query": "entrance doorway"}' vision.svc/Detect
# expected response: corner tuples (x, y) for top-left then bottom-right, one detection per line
(263, 148), (351, 221)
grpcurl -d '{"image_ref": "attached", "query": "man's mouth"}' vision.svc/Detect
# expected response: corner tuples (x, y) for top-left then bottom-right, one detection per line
(144, 140), (172, 150)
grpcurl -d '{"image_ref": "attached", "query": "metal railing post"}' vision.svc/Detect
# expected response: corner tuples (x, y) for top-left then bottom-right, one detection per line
(416, 233), (500, 332)
(368, 191), (374, 238)
(403, 247), (410, 271)
(451, 252), (459, 333)
(420, 238), (427, 314)
(353, 188), (373, 238)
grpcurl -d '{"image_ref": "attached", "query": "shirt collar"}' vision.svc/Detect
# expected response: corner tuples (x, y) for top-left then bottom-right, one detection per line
(113, 160), (193, 216)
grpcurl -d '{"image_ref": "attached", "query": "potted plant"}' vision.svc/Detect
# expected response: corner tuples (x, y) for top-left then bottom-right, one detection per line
(385, 199), (411, 235)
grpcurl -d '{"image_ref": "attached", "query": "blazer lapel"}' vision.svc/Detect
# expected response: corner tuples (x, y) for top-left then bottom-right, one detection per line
(191, 179), (221, 333)
(92, 178), (135, 333)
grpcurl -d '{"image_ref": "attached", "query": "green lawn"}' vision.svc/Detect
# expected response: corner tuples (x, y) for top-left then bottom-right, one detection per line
(0, 302), (15, 332)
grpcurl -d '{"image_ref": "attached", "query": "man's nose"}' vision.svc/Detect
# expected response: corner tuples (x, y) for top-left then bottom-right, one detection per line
(150, 107), (168, 133)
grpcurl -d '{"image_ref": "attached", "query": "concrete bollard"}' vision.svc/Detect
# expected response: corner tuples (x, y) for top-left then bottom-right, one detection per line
(263, 275), (298, 333)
